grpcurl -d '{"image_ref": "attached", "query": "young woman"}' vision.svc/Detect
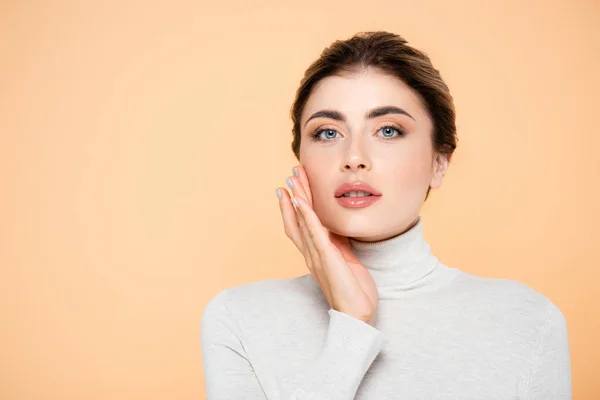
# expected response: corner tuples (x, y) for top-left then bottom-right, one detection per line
(201, 31), (571, 399)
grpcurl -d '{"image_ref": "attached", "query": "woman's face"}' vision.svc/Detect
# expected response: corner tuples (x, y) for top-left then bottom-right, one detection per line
(299, 67), (449, 242)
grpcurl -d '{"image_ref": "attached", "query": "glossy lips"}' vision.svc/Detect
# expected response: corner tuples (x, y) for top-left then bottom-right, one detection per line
(334, 181), (382, 197)
(334, 180), (382, 209)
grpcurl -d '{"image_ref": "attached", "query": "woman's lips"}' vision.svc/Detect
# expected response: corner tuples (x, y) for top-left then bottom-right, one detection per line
(335, 194), (382, 208)
(334, 181), (381, 197)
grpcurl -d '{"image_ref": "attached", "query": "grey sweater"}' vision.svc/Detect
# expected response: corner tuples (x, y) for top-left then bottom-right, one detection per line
(200, 217), (571, 399)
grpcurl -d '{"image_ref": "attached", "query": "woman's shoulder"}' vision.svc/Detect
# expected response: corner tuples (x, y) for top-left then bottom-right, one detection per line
(202, 274), (322, 318)
(451, 270), (567, 328)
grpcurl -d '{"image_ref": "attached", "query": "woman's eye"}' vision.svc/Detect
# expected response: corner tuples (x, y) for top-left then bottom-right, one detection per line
(311, 128), (339, 141)
(378, 125), (404, 139)
(311, 125), (405, 142)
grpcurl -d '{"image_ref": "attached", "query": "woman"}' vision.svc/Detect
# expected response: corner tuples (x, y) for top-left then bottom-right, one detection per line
(200, 31), (571, 399)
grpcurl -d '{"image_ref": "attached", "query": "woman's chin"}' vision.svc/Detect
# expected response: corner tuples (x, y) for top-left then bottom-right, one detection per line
(324, 221), (381, 240)
(317, 207), (385, 238)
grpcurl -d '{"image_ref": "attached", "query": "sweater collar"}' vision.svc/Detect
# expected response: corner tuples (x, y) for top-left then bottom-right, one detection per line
(349, 216), (455, 296)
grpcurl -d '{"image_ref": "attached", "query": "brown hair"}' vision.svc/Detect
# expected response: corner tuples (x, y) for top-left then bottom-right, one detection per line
(289, 31), (458, 200)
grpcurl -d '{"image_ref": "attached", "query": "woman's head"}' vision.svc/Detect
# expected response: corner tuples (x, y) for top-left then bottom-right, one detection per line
(290, 31), (457, 242)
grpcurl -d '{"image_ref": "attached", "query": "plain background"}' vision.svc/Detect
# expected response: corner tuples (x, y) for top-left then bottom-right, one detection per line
(1, 0), (599, 399)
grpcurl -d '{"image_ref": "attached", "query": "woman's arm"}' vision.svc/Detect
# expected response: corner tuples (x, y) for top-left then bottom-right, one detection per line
(200, 289), (384, 400)
(520, 302), (572, 399)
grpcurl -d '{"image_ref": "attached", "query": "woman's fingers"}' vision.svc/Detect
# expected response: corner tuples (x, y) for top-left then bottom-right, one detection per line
(290, 195), (334, 301)
(287, 172), (336, 273)
(293, 197), (320, 273)
(277, 185), (319, 274)
(277, 187), (304, 254)
(292, 165), (313, 206)
(291, 196), (331, 258)
(287, 175), (322, 261)
(286, 175), (310, 206)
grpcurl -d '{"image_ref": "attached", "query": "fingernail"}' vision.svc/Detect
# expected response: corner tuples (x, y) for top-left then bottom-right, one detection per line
(276, 188), (282, 199)
(292, 167), (299, 177)
(286, 177), (293, 189)
(291, 197), (299, 207)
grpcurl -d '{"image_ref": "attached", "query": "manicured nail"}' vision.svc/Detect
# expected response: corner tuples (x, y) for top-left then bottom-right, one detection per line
(291, 197), (299, 207)
(292, 167), (299, 177)
(286, 177), (293, 189)
(276, 188), (282, 199)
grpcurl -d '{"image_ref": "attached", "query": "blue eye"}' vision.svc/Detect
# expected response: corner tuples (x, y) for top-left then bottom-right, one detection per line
(310, 125), (406, 142)
(311, 128), (339, 141)
(378, 125), (405, 140)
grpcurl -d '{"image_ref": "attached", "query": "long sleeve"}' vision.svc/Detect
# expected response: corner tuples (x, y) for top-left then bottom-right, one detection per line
(520, 303), (572, 399)
(200, 289), (384, 400)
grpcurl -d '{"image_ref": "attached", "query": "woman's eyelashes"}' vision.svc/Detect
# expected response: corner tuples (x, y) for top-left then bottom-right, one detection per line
(309, 124), (406, 142)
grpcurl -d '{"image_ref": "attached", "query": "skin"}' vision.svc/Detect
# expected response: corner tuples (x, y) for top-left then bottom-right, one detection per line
(276, 67), (450, 325)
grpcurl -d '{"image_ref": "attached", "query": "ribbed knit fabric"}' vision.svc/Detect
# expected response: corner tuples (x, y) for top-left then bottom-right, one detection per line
(200, 216), (571, 399)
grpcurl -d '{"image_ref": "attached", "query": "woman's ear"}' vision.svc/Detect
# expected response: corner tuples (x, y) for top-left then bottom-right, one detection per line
(430, 153), (450, 189)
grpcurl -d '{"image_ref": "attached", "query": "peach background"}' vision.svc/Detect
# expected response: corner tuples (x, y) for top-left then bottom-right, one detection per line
(1, 1), (598, 399)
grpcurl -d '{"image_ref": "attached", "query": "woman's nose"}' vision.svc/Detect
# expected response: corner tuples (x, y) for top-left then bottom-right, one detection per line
(341, 152), (371, 172)
(339, 134), (372, 172)
(343, 162), (368, 171)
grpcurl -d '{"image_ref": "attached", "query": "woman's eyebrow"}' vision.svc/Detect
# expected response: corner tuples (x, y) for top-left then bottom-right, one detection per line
(303, 105), (415, 128)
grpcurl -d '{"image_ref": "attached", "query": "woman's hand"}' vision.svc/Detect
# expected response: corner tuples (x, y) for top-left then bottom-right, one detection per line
(276, 165), (380, 327)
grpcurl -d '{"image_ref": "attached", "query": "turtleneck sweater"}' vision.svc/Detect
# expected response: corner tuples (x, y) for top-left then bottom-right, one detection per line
(200, 217), (571, 399)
